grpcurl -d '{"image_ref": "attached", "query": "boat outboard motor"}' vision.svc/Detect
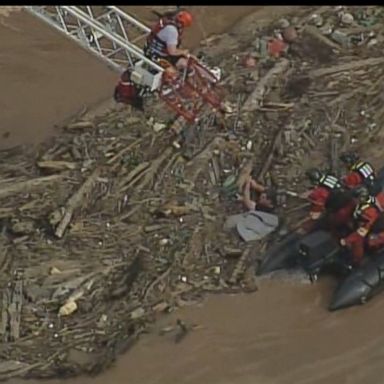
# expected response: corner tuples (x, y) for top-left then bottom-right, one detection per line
(297, 230), (341, 281)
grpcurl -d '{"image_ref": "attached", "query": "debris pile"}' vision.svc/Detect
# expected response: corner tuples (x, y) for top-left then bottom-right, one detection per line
(0, 5), (384, 380)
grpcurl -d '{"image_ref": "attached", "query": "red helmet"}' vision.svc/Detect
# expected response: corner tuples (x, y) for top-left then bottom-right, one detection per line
(176, 10), (193, 28)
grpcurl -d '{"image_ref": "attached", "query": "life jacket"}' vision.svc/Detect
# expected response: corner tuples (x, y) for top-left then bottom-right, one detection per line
(318, 174), (350, 212)
(353, 196), (380, 220)
(352, 196), (384, 234)
(145, 18), (182, 59)
(351, 161), (375, 184)
(318, 174), (342, 190)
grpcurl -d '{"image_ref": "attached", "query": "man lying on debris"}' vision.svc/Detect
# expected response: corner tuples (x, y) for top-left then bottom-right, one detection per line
(225, 176), (278, 242)
(301, 168), (355, 234)
(340, 186), (384, 267)
(238, 176), (276, 213)
(339, 151), (377, 193)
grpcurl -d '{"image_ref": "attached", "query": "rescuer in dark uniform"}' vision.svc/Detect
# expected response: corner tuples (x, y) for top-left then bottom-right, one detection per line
(340, 151), (376, 193)
(302, 168), (356, 234)
(340, 186), (383, 266)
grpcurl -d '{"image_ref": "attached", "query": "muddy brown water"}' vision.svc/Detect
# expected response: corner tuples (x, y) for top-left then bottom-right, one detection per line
(10, 279), (384, 384)
(4, 5), (384, 384)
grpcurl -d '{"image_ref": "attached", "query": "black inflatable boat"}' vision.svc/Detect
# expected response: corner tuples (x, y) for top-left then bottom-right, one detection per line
(256, 167), (384, 311)
(256, 228), (384, 311)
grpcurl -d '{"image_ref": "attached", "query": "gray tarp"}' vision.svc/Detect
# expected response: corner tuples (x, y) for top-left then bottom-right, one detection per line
(224, 210), (279, 242)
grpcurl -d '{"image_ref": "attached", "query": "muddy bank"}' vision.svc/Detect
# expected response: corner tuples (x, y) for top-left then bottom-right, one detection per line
(0, 6), (262, 150)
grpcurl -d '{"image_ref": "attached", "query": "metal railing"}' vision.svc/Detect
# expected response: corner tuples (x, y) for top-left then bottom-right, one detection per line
(24, 6), (164, 74)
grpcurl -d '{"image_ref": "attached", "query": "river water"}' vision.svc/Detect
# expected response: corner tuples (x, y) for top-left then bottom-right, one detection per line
(3, 5), (384, 384)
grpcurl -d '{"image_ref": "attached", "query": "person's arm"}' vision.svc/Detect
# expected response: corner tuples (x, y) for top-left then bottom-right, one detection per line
(341, 208), (377, 245)
(242, 179), (256, 211)
(167, 43), (189, 57)
(161, 26), (190, 57)
(308, 188), (328, 220)
(249, 179), (265, 193)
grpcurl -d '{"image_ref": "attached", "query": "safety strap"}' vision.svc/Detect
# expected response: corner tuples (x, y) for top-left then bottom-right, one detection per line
(352, 161), (375, 179)
(319, 174), (340, 190)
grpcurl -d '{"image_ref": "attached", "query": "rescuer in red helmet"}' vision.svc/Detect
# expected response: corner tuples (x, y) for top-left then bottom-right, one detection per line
(144, 10), (194, 70)
(340, 186), (384, 266)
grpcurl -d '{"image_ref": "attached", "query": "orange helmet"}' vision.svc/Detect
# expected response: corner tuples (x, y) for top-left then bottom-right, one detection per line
(175, 10), (193, 28)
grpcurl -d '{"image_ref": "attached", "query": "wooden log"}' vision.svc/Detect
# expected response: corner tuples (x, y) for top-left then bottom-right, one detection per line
(37, 160), (77, 171)
(54, 168), (101, 238)
(65, 120), (95, 130)
(0, 174), (63, 199)
(303, 25), (342, 51)
(9, 280), (23, 341)
(136, 147), (173, 192)
(257, 127), (284, 180)
(118, 162), (150, 190)
(242, 58), (290, 112)
(309, 57), (384, 78)
(1, 289), (9, 342)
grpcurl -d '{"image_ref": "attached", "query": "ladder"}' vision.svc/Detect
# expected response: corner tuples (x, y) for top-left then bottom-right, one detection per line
(24, 6), (224, 123)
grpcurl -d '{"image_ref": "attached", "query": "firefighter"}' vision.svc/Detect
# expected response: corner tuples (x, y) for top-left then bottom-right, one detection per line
(340, 151), (376, 192)
(340, 186), (381, 266)
(144, 10), (194, 70)
(366, 191), (384, 251)
(302, 168), (355, 233)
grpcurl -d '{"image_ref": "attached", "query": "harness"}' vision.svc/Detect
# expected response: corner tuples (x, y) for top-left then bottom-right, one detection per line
(318, 174), (350, 212)
(353, 196), (384, 233)
(319, 174), (341, 190)
(145, 19), (182, 59)
(351, 161), (375, 183)
(353, 196), (383, 220)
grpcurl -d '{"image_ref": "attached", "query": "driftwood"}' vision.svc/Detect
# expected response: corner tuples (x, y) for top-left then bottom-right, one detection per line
(309, 57), (384, 78)
(0, 175), (63, 199)
(257, 127), (284, 180)
(303, 25), (342, 51)
(242, 58), (290, 112)
(65, 121), (95, 130)
(54, 168), (101, 238)
(118, 162), (150, 191)
(37, 160), (77, 171)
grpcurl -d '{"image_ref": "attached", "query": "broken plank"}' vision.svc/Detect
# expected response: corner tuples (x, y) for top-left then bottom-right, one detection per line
(242, 58), (290, 112)
(54, 168), (101, 238)
(0, 175), (63, 199)
(37, 160), (77, 171)
(303, 25), (342, 51)
(9, 280), (23, 341)
(309, 57), (384, 78)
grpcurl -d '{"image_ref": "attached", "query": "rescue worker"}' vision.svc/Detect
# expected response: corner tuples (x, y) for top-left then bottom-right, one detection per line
(144, 10), (194, 71)
(340, 186), (382, 266)
(365, 190), (384, 252)
(340, 151), (376, 192)
(302, 168), (355, 233)
(239, 176), (276, 213)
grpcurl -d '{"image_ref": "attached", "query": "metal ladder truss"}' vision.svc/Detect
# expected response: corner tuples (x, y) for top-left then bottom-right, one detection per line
(24, 6), (163, 73)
